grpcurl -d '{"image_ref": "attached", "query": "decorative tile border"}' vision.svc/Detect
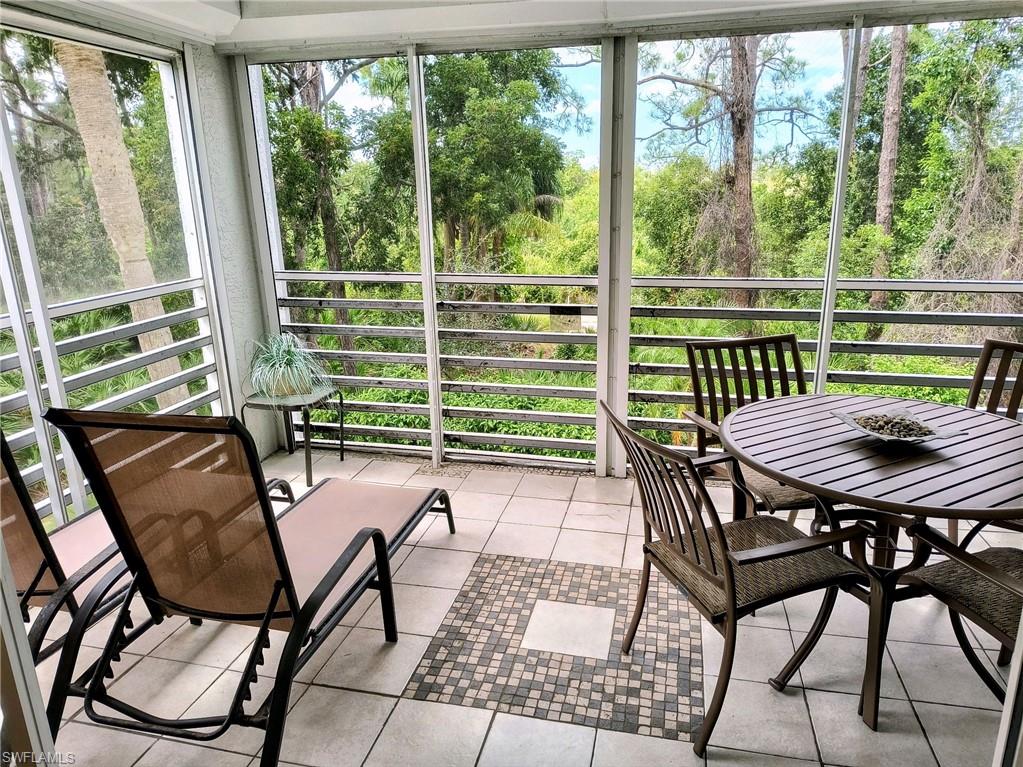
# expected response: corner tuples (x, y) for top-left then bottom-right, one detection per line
(404, 553), (704, 740)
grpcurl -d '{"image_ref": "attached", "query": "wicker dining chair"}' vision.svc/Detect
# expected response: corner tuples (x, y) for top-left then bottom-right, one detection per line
(948, 338), (1023, 542)
(601, 402), (869, 756)
(684, 334), (817, 524)
(903, 519), (1022, 702)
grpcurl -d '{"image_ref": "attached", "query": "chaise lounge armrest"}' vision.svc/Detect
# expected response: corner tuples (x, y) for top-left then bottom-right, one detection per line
(727, 522), (872, 567)
(27, 541), (122, 659)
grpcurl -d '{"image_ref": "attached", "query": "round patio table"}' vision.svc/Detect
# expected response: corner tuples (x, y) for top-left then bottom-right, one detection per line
(719, 392), (1023, 729)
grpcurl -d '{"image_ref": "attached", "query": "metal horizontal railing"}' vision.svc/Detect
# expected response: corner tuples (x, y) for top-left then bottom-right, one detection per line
(274, 270), (1021, 462)
(2, 282), (222, 524)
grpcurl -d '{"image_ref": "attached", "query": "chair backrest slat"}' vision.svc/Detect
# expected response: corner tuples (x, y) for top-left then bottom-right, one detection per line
(967, 339), (1023, 421)
(686, 334), (807, 453)
(0, 434), (65, 600)
(602, 402), (728, 582)
(45, 409), (299, 627)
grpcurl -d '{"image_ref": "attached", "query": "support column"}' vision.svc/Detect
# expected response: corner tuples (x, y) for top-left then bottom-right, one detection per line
(595, 36), (637, 477)
(408, 46), (445, 467)
(0, 101), (87, 520)
(162, 57), (226, 413)
(814, 16), (863, 393)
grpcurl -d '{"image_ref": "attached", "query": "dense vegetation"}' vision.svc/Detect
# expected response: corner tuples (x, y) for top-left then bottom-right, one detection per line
(2, 21), (1021, 477)
(261, 22), (1023, 456)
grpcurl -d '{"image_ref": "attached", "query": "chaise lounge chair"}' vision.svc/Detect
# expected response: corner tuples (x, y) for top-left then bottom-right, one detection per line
(44, 408), (453, 765)
(1, 431), (124, 664)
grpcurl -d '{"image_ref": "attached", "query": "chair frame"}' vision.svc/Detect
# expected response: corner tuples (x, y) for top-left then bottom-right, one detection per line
(1, 433), (123, 663)
(45, 408), (453, 766)
(684, 333), (812, 522)
(949, 337), (1023, 542)
(904, 519), (1022, 703)
(601, 403), (869, 756)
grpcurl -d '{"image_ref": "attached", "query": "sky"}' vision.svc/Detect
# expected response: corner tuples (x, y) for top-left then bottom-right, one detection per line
(552, 30), (846, 169)
(322, 29), (847, 170)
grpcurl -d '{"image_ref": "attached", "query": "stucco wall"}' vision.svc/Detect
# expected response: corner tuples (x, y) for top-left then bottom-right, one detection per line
(186, 43), (278, 456)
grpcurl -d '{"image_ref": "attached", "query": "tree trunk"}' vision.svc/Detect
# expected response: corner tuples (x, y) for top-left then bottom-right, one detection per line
(54, 41), (188, 408)
(866, 25), (908, 341)
(727, 36), (760, 310)
(842, 28), (874, 137)
(319, 180), (357, 377)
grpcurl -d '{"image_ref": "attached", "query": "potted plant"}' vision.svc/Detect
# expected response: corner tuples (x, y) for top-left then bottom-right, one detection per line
(249, 333), (328, 398)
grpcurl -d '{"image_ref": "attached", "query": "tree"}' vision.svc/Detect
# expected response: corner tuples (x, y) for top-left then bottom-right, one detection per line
(52, 41), (187, 407)
(865, 25), (909, 340)
(639, 35), (817, 307)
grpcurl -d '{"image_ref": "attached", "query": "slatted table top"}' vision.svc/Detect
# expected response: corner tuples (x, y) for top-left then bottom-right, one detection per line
(720, 394), (1023, 520)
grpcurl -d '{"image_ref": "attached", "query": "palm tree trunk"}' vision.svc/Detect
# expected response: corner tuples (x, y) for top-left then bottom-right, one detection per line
(54, 41), (188, 408)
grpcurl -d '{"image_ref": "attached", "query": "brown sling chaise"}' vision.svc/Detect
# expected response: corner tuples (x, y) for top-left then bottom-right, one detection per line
(44, 408), (453, 766)
(1, 431), (123, 663)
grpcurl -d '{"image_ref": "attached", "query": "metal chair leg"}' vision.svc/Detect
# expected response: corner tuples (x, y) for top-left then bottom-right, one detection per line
(770, 586), (837, 691)
(949, 611), (1005, 703)
(786, 508), (799, 526)
(997, 645), (1013, 667)
(622, 556), (651, 655)
(694, 616), (736, 757)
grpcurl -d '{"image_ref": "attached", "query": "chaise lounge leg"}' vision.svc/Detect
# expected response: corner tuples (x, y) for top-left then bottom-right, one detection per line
(189, 617), (203, 626)
(375, 540), (398, 643)
(997, 645), (1012, 667)
(439, 491), (455, 534)
(770, 586), (837, 691)
(622, 556), (650, 655)
(694, 616), (736, 757)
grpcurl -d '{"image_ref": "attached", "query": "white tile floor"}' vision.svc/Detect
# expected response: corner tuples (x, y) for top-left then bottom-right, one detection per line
(47, 450), (1014, 767)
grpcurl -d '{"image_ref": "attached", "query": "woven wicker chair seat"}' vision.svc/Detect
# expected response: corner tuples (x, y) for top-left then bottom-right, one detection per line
(909, 547), (1023, 639)
(647, 515), (860, 619)
(737, 466), (816, 511)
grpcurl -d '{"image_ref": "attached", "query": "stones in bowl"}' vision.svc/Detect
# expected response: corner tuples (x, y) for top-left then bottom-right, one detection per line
(831, 408), (968, 445)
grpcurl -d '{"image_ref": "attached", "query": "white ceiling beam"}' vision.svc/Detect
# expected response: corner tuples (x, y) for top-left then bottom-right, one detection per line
(217, 0), (1018, 56)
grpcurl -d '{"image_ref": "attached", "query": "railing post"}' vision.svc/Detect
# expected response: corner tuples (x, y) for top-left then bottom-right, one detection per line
(408, 45), (445, 467)
(0, 104), (87, 520)
(815, 15), (863, 393)
(596, 36), (637, 477)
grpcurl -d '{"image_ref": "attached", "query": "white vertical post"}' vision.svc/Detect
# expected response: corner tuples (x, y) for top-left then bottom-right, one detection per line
(244, 61), (289, 334)
(993, 614), (1023, 767)
(160, 57), (224, 413)
(814, 15), (863, 394)
(1, 542), (55, 760)
(408, 45), (445, 467)
(0, 98), (88, 520)
(0, 225), (66, 523)
(596, 36), (638, 478)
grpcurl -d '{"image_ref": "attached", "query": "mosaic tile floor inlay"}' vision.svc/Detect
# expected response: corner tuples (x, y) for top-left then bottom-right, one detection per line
(404, 553), (704, 740)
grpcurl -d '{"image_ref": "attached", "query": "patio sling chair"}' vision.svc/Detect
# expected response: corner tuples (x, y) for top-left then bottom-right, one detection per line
(684, 334), (817, 525)
(947, 338), (1023, 541)
(1, 428), (297, 739)
(601, 402), (869, 756)
(1, 431), (123, 663)
(43, 408), (454, 766)
(903, 520), (1023, 703)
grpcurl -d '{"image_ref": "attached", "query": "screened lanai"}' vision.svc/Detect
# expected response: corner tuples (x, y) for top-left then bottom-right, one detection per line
(1, 2), (1021, 766)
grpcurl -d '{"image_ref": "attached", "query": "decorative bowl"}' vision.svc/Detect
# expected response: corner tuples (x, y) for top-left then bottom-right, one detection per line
(830, 408), (968, 445)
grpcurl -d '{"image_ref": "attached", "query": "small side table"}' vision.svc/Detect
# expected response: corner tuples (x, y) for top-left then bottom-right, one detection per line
(241, 384), (344, 487)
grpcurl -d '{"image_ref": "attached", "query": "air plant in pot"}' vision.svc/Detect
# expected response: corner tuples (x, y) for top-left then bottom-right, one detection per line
(249, 333), (328, 399)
